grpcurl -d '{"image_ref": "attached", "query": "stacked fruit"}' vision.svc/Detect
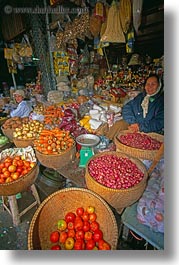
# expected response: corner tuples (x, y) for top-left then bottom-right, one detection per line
(49, 206), (111, 250)
(0, 155), (36, 184)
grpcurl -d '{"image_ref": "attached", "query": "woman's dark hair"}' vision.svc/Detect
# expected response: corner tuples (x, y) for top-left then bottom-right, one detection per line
(144, 73), (163, 88)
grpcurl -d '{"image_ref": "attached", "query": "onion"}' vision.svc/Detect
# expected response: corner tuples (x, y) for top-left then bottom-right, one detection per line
(88, 154), (144, 190)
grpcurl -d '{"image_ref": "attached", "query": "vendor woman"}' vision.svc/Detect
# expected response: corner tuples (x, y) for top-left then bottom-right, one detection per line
(106, 74), (164, 139)
(10, 89), (33, 118)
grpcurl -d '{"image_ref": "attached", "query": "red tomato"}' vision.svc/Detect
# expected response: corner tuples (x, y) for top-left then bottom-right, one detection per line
(76, 207), (84, 217)
(0, 163), (5, 169)
(83, 221), (90, 232)
(89, 212), (97, 222)
(3, 170), (11, 178)
(74, 216), (83, 231)
(81, 211), (89, 222)
(75, 230), (84, 240)
(17, 160), (24, 167)
(5, 177), (13, 183)
(84, 231), (93, 241)
(85, 239), (95, 250)
(67, 221), (75, 230)
(65, 212), (76, 223)
(4, 162), (12, 168)
(50, 231), (60, 243)
(98, 239), (111, 250)
(8, 165), (17, 173)
(90, 221), (99, 232)
(21, 169), (28, 176)
(74, 239), (85, 250)
(16, 167), (23, 174)
(51, 244), (61, 250)
(67, 229), (75, 238)
(0, 178), (5, 184)
(2, 168), (8, 173)
(93, 229), (103, 242)
(59, 231), (68, 244)
(23, 161), (30, 168)
(4, 157), (12, 163)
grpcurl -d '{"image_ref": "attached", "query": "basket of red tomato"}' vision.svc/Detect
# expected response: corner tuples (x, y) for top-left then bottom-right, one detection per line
(0, 147), (39, 196)
(28, 187), (118, 250)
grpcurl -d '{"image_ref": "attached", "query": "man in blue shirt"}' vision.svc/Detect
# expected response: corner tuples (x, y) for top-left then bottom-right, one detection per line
(10, 89), (33, 118)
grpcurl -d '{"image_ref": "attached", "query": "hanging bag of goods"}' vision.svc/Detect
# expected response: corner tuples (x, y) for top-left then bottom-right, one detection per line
(118, 0), (132, 34)
(100, 1), (125, 43)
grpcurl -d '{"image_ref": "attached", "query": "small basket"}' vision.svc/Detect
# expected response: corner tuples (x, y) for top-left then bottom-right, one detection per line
(1, 126), (14, 141)
(85, 151), (148, 213)
(114, 130), (164, 160)
(0, 163), (39, 196)
(35, 144), (76, 169)
(28, 187), (118, 250)
(13, 137), (34, 148)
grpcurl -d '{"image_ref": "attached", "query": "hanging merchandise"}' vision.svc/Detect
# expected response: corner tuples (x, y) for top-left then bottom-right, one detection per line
(118, 0), (132, 34)
(94, 1), (106, 22)
(50, 32), (57, 52)
(132, 0), (143, 34)
(100, 4), (109, 38)
(89, 15), (102, 38)
(100, 1), (126, 43)
(126, 26), (135, 53)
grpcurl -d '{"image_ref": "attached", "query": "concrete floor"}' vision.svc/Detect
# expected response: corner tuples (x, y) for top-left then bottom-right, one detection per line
(0, 168), (151, 250)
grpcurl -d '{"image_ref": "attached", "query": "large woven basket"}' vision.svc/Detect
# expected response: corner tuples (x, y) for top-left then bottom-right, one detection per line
(28, 187), (118, 250)
(114, 130), (164, 160)
(13, 137), (34, 148)
(85, 151), (148, 213)
(0, 163), (39, 196)
(1, 126), (14, 142)
(35, 144), (76, 169)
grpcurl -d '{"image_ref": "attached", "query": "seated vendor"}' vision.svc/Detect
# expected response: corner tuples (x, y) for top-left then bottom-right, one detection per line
(10, 89), (33, 118)
(106, 74), (164, 139)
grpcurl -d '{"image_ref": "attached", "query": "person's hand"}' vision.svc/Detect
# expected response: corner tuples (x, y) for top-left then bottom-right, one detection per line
(128, 123), (140, 132)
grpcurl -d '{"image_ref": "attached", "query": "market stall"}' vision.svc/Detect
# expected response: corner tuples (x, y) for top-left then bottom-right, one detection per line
(0, 0), (164, 251)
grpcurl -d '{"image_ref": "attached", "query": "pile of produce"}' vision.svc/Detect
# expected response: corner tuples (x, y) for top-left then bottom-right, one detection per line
(13, 120), (44, 140)
(43, 105), (64, 126)
(49, 206), (111, 250)
(34, 128), (74, 155)
(88, 154), (144, 189)
(2, 116), (29, 130)
(0, 155), (36, 184)
(117, 132), (162, 150)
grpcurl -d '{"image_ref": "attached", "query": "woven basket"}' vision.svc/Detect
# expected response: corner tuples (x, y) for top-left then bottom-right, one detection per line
(35, 144), (76, 169)
(1, 126), (14, 141)
(13, 137), (34, 148)
(85, 151), (148, 213)
(28, 187), (118, 250)
(114, 130), (164, 160)
(0, 163), (39, 196)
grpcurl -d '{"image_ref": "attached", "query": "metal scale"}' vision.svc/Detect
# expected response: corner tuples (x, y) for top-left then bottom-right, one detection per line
(76, 134), (100, 168)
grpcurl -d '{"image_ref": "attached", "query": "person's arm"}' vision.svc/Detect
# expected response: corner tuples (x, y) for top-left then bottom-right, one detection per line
(10, 102), (23, 117)
(122, 95), (141, 124)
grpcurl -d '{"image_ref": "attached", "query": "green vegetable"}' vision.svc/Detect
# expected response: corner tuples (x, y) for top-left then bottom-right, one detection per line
(0, 135), (8, 145)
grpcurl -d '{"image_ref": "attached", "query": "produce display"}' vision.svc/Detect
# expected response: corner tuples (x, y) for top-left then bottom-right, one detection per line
(49, 205), (111, 250)
(0, 155), (36, 184)
(34, 128), (74, 155)
(13, 120), (44, 140)
(88, 154), (144, 189)
(117, 132), (162, 150)
(2, 116), (29, 130)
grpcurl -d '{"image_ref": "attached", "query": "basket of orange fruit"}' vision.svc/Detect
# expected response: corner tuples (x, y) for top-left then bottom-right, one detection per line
(34, 128), (76, 169)
(0, 146), (39, 196)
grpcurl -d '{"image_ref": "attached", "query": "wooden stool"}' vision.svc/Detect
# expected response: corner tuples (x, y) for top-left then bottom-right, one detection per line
(1, 184), (41, 226)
